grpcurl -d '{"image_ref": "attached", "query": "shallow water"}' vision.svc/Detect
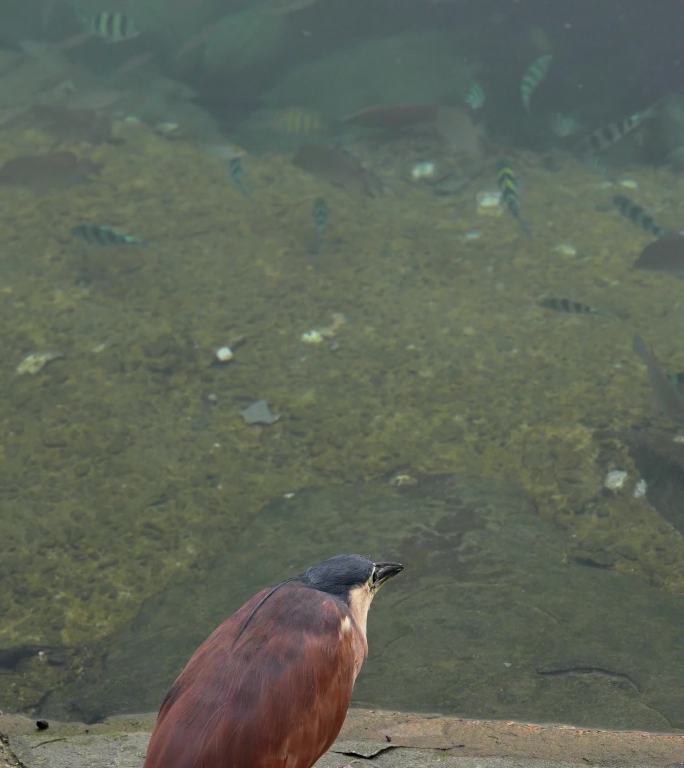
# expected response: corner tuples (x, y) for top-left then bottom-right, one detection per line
(37, 477), (684, 729)
(1, 0), (683, 732)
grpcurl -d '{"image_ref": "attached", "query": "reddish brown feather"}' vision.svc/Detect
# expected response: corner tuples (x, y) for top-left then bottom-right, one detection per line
(144, 582), (367, 768)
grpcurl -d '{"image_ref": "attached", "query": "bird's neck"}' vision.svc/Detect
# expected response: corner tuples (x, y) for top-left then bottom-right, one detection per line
(346, 584), (373, 640)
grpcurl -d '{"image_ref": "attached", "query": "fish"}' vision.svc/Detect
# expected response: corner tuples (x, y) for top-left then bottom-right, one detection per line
(576, 104), (657, 156)
(29, 105), (113, 145)
(613, 195), (667, 238)
(0, 152), (100, 192)
(227, 156), (250, 197)
(85, 11), (140, 43)
(260, 0), (319, 15)
(293, 145), (381, 196)
(496, 160), (530, 235)
(71, 224), (144, 246)
(521, 54), (552, 111)
(465, 82), (486, 111)
(270, 107), (327, 137)
(342, 103), (440, 130)
(633, 334), (684, 426)
(667, 371), (684, 388)
(634, 233), (684, 277)
(312, 197), (329, 256)
(539, 297), (609, 316)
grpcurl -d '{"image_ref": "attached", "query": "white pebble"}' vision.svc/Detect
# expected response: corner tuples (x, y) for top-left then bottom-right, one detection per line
(633, 478), (648, 498)
(214, 346), (234, 363)
(553, 242), (577, 257)
(604, 470), (628, 491)
(619, 178), (639, 190)
(476, 190), (502, 215)
(301, 329), (324, 344)
(411, 161), (436, 180)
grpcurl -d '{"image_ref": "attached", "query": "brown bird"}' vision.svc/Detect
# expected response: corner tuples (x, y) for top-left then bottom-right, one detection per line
(143, 554), (403, 768)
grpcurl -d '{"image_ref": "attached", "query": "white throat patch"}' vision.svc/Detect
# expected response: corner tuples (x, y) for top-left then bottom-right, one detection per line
(346, 582), (373, 639)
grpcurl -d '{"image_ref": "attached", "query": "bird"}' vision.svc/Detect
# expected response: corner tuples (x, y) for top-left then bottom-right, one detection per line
(143, 554), (404, 768)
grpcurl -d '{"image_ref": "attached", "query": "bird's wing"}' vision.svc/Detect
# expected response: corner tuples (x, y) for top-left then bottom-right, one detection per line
(144, 583), (366, 768)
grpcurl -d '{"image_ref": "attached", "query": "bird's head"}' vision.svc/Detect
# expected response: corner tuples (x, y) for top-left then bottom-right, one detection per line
(300, 554), (403, 635)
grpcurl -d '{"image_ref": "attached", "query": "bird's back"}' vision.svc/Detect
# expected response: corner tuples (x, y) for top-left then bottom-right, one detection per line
(143, 582), (367, 768)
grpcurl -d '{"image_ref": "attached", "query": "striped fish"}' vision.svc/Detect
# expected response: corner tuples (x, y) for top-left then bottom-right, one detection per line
(227, 156), (250, 197)
(87, 12), (140, 43)
(633, 335), (684, 426)
(521, 54), (552, 111)
(312, 197), (329, 256)
(496, 160), (530, 235)
(577, 104), (657, 156)
(540, 297), (609, 316)
(271, 107), (327, 137)
(71, 224), (144, 246)
(667, 371), (684, 388)
(465, 82), (486, 111)
(613, 195), (667, 238)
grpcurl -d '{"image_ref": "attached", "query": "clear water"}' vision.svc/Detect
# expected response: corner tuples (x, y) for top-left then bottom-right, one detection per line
(0, 0), (682, 731)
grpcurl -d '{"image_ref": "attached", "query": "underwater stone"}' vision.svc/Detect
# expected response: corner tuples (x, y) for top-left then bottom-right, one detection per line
(214, 346), (234, 363)
(476, 190), (502, 215)
(604, 470), (628, 491)
(240, 400), (279, 425)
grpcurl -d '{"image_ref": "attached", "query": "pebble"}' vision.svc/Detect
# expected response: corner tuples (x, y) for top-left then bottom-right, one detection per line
(633, 478), (648, 498)
(301, 329), (324, 344)
(214, 346), (234, 363)
(476, 190), (502, 216)
(604, 470), (628, 491)
(411, 161), (436, 180)
(240, 399), (279, 425)
(553, 242), (577, 257)
(301, 313), (347, 345)
(619, 178), (639, 190)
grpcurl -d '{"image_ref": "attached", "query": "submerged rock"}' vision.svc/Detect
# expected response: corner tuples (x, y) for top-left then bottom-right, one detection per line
(240, 399), (279, 425)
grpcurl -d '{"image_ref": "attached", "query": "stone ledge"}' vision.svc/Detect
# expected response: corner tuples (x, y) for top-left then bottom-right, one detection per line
(1, 709), (682, 768)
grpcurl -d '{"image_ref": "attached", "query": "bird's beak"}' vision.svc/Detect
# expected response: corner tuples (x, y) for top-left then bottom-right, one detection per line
(374, 562), (404, 587)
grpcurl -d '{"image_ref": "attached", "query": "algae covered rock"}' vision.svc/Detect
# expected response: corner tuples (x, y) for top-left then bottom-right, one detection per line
(263, 30), (475, 120)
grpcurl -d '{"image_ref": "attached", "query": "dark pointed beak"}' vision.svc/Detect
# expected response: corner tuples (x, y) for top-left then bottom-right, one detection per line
(375, 562), (403, 586)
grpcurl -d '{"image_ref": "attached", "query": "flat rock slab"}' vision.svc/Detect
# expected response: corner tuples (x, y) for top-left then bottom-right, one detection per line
(1, 709), (682, 768)
(40, 479), (684, 730)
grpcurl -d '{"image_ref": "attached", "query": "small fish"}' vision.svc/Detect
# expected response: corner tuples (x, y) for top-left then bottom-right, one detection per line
(465, 82), (486, 111)
(293, 145), (381, 197)
(549, 112), (581, 138)
(271, 107), (327, 137)
(667, 371), (684, 388)
(85, 11), (140, 43)
(71, 224), (144, 246)
(613, 195), (667, 238)
(521, 54), (552, 111)
(227, 156), (250, 197)
(260, 0), (319, 15)
(634, 233), (684, 277)
(540, 297), (607, 316)
(496, 160), (530, 235)
(577, 104), (657, 156)
(633, 335), (684, 426)
(312, 197), (329, 256)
